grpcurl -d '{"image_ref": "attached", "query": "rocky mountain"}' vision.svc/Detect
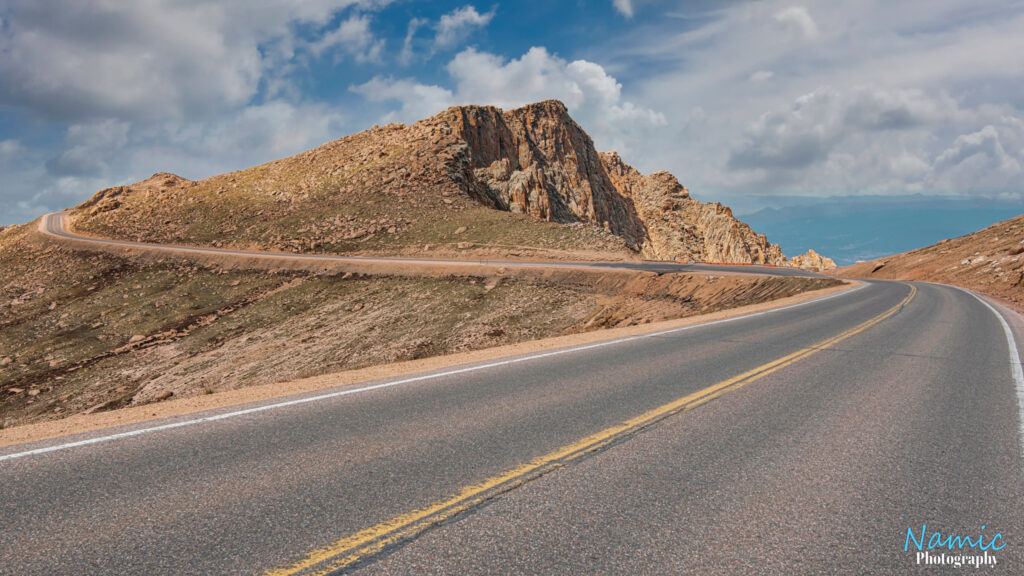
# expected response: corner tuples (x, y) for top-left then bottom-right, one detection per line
(71, 100), (827, 267)
(837, 213), (1024, 310)
(599, 151), (787, 264)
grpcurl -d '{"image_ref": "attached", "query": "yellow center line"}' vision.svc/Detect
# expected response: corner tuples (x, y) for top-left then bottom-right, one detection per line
(266, 284), (917, 576)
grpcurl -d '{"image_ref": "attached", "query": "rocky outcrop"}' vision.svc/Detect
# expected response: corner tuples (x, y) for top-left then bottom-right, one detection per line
(79, 173), (192, 217)
(787, 249), (837, 270)
(436, 101), (647, 249)
(430, 100), (789, 264)
(598, 151), (787, 264)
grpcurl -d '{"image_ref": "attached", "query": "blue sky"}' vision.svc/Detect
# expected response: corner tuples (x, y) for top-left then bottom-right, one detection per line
(2, 0), (1023, 249)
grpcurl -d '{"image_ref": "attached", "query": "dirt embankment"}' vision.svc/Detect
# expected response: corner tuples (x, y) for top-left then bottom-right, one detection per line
(1, 222), (840, 431)
(837, 213), (1024, 311)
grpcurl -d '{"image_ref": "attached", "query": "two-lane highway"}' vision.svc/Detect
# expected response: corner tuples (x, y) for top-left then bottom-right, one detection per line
(3, 278), (1023, 575)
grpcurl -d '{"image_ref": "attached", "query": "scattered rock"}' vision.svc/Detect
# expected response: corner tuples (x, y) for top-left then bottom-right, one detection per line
(128, 335), (146, 344)
(0, 357), (11, 366)
(154, 390), (174, 401)
(787, 249), (837, 271)
(8, 388), (24, 394)
(454, 226), (468, 235)
(457, 242), (473, 249)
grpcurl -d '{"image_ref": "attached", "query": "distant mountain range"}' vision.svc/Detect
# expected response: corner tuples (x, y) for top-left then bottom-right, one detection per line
(731, 195), (1023, 266)
(838, 212), (1024, 310)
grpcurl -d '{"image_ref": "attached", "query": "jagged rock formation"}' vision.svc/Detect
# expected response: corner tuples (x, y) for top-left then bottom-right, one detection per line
(439, 101), (647, 249)
(788, 249), (837, 270)
(599, 151), (786, 264)
(72, 99), (826, 266)
(434, 100), (788, 264)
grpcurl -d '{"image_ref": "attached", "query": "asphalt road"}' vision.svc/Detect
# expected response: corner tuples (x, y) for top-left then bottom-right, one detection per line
(3, 278), (1023, 575)
(37, 211), (821, 277)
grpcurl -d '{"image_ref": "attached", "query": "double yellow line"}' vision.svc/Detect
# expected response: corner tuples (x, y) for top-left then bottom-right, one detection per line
(267, 284), (916, 576)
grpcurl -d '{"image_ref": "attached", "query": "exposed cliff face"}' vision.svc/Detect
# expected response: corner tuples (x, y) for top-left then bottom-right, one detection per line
(599, 152), (786, 264)
(437, 101), (647, 249)
(433, 100), (788, 264)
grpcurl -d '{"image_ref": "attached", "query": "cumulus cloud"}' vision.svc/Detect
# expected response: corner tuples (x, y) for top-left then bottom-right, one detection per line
(184, 101), (347, 161)
(311, 14), (386, 63)
(434, 6), (496, 49)
(729, 86), (958, 171)
(45, 120), (131, 178)
(931, 125), (1023, 190)
(724, 85), (1024, 192)
(400, 18), (428, 65)
(352, 46), (666, 155)
(0, 0), (380, 122)
(613, 0), (635, 18)
(0, 139), (20, 158)
(608, 0), (1024, 197)
(773, 6), (820, 40)
(351, 77), (456, 122)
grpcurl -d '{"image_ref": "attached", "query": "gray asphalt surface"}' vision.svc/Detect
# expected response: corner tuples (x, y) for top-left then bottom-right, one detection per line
(38, 211), (821, 277)
(3, 280), (1023, 575)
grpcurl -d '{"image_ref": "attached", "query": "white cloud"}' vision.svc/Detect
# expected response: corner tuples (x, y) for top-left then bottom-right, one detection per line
(351, 77), (456, 122)
(0, 0), (384, 122)
(729, 85), (959, 171)
(188, 101), (347, 160)
(773, 6), (820, 40)
(931, 125), (1023, 190)
(434, 5), (496, 49)
(0, 139), (20, 158)
(352, 46), (666, 155)
(311, 14), (386, 63)
(46, 120), (131, 177)
(593, 0), (1024, 198)
(723, 85), (1024, 193)
(613, 0), (635, 18)
(400, 18), (428, 65)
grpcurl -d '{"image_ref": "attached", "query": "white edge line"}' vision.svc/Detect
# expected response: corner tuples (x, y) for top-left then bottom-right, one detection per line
(1, 282), (867, 463)
(949, 285), (1024, 457)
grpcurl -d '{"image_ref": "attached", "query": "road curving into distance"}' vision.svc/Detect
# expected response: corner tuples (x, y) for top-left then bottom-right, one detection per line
(1, 213), (1022, 574)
